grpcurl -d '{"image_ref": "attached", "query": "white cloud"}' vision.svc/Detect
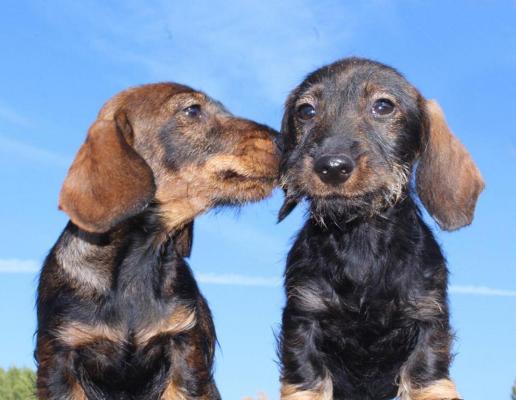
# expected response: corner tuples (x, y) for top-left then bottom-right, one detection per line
(0, 135), (70, 167)
(196, 210), (284, 256)
(0, 258), (282, 286)
(0, 102), (32, 128)
(449, 285), (516, 297)
(4, 258), (514, 297)
(197, 273), (281, 287)
(0, 259), (40, 273)
(35, 0), (363, 111)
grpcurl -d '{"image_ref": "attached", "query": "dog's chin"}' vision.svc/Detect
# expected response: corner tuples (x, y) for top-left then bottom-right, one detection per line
(214, 173), (276, 206)
(308, 195), (369, 225)
(307, 188), (401, 226)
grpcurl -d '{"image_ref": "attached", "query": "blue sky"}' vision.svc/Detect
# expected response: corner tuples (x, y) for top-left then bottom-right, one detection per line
(0, 0), (515, 398)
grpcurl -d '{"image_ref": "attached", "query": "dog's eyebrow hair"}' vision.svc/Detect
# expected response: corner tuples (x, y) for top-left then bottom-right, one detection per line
(161, 90), (196, 107)
(209, 98), (229, 112)
(162, 92), (179, 105)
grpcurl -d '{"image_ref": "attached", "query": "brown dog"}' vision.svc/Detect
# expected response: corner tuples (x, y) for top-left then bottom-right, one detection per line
(35, 83), (279, 399)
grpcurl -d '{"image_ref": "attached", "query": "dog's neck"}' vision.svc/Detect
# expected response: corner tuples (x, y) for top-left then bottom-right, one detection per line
(298, 197), (435, 288)
(309, 195), (420, 233)
(55, 208), (190, 294)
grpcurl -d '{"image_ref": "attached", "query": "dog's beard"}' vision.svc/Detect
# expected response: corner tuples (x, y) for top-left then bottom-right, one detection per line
(281, 162), (411, 227)
(309, 190), (400, 227)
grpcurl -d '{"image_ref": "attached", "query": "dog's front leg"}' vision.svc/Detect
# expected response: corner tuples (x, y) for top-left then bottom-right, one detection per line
(36, 351), (87, 400)
(280, 377), (333, 400)
(279, 317), (333, 400)
(397, 324), (461, 400)
(160, 301), (220, 400)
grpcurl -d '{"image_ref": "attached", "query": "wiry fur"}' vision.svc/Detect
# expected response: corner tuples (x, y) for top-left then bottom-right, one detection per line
(278, 58), (483, 399)
(36, 83), (279, 399)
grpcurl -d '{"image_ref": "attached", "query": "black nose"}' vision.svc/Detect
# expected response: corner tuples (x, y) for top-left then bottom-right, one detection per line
(314, 155), (355, 185)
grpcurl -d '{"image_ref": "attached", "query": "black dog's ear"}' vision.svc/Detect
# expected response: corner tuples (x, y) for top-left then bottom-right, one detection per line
(278, 190), (299, 222)
(277, 95), (301, 223)
(416, 100), (484, 231)
(173, 221), (194, 258)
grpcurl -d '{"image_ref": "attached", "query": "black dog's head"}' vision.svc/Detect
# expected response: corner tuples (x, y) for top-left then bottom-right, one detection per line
(278, 57), (484, 230)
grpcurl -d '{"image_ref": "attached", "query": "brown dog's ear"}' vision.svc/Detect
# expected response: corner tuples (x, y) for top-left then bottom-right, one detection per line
(416, 100), (484, 231)
(59, 112), (156, 233)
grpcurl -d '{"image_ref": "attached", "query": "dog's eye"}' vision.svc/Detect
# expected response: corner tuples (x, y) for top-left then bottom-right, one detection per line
(296, 104), (316, 120)
(184, 104), (201, 118)
(372, 99), (395, 116)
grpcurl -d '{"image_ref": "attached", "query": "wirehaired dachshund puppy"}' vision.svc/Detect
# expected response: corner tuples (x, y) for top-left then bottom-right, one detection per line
(35, 83), (279, 399)
(277, 58), (484, 400)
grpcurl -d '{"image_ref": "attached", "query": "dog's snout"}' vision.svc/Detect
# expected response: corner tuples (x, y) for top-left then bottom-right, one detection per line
(314, 155), (354, 185)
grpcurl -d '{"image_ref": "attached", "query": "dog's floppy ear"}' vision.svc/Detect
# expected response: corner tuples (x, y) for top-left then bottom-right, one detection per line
(416, 100), (484, 231)
(59, 112), (156, 233)
(277, 101), (300, 222)
(278, 189), (299, 222)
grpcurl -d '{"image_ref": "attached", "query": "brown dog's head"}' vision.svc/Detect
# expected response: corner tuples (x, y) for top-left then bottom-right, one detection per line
(279, 58), (484, 230)
(59, 83), (279, 237)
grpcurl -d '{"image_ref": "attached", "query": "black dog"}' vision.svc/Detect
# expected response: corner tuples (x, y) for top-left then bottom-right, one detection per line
(35, 83), (279, 399)
(277, 58), (484, 400)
